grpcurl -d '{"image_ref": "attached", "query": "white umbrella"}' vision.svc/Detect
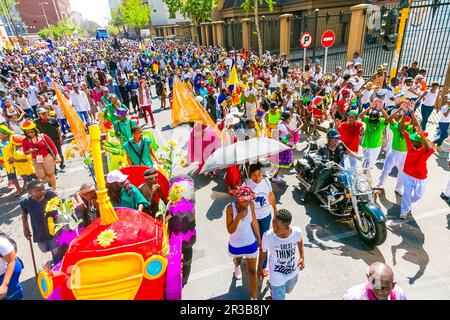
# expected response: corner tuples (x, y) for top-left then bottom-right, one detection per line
(199, 137), (291, 174)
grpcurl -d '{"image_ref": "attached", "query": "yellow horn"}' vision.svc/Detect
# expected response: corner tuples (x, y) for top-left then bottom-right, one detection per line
(89, 125), (118, 225)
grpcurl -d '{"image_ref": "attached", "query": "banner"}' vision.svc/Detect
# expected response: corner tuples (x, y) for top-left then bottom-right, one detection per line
(53, 82), (90, 153)
(171, 77), (222, 139)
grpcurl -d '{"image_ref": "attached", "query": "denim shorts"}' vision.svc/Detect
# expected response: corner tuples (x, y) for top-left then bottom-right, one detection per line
(271, 273), (299, 300)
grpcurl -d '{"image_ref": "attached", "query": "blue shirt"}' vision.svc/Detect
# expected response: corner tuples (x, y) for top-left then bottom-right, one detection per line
(20, 190), (57, 243)
(125, 81), (139, 97)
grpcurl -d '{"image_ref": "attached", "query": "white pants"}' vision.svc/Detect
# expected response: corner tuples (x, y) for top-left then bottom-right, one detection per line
(363, 147), (381, 168)
(246, 102), (257, 120)
(383, 127), (393, 154)
(376, 150), (406, 192)
(344, 153), (359, 168)
(444, 179), (450, 197)
(401, 174), (427, 215)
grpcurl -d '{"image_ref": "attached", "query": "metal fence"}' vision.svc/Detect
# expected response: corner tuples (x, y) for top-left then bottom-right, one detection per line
(289, 11), (351, 73)
(398, 0), (450, 85)
(249, 18), (280, 54)
(223, 20), (243, 50)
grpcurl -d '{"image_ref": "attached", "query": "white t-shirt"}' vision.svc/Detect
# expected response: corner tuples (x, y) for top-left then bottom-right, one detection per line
(17, 96), (32, 110)
(438, 105), (450, 123)
(243, 178), (273, 219)
(361, 89), (373, 104)
(26, 85), (39, 105)
(0, 237), (14, 276)
(384, 87), (396, 107)
(261, 227), (302, 286)
(269, 75), (278, 87)
(343, 282), (407, 300)
(402, 85), (419, 99)
(422, 90), (438, 106)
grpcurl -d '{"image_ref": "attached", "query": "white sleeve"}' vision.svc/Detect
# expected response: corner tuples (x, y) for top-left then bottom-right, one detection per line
(261, 231), (269, 252)
(0, 237), (14, 256)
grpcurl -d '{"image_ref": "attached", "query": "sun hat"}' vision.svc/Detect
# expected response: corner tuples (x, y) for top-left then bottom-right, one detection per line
(415, 74), (424, 80)
(0, 124), (13, 135)
(237, 186), (255, 202)
(12, 135), (23, 146)
(79, 182), (96, 195)
(20, 120), (36, 131)
(275, 83), (281, 88)
(106, 170), (129, 184)
(364, 81), (374, 89)
(114, 108), (128, 117)
(207, 87), (215, 94)
(312, 96), (323, 106)
(341, 88), (350, 95)
(229, 107), (244, 117)
(224, 114), (240, 127)
(347, 79), (356, 86)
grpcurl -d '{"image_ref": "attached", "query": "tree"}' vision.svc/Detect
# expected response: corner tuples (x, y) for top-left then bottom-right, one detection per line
(162, 0), (216, 41)
(37, 20), (82, 40)
(0, 0), (22, 36)
(242, 0), (274, 58)
(120, 0), (152, 35)
(82, 20), (102, 36)
(110, 7), (126, 34)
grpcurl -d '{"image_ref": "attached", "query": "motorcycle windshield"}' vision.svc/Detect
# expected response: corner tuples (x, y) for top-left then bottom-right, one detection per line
(341, 167), (373, 195)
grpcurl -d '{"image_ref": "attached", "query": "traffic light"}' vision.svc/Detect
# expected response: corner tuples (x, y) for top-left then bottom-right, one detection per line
(380, 8), (399, 51)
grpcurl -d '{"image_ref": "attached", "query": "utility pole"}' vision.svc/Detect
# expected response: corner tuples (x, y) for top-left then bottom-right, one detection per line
(0, 0), (18, 36)
(312, 8), (319, 63)
(39, 2), (50, 27)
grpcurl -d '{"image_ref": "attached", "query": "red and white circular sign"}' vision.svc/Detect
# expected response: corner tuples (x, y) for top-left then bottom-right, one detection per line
(299, 32), (313, 48)
(321, 30), (335, 48)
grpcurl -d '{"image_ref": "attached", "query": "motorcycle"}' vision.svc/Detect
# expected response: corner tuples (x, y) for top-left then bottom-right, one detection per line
(294, 141), (387, 247)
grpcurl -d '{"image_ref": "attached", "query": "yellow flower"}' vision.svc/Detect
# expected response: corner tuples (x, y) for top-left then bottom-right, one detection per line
(97, 229), (117, 248)
(167, 139), (177, 148)
(45, 197), (61, 213)
(47, 217), (55, 236)
(167, 183), (186, 203)
(179, 157), (187, 167)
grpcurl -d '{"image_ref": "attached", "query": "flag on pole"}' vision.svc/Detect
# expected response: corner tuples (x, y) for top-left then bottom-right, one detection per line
(53, 82), (90, 153)
(141, 41), (146, 52)
(226, 63), (239, 93)
(171, 77), (222, 139)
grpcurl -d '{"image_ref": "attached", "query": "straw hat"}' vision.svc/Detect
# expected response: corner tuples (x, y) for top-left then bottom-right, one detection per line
(224, 114), (240, 127)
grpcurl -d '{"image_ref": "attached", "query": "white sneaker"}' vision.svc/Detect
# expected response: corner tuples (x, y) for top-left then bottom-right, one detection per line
(251, 297), (257, 300)
(234, 266), (242, 280)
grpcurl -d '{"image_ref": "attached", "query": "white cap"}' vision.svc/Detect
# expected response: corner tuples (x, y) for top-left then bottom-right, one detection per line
(348, 78), (356, 86)
(106, 170), (129, 183)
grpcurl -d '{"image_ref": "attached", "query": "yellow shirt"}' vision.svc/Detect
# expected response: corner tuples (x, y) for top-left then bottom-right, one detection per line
(0, 141), (14, 174)
(13, 148), (35, 176)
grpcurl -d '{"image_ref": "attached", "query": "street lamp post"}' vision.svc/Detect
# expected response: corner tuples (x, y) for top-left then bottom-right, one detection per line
(39, 2), (50, 27)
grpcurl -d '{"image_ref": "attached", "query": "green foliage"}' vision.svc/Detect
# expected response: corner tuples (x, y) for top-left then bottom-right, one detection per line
(120, 0), (152, 30)
(37, 19), (81, 40)
(162, 0), (217, 25)
(110, 7), (125, 28)
(0, 0), (15, 16)
(241, 0), (274, 12)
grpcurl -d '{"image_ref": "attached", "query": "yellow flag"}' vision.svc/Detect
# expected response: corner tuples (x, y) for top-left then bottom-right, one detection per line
(141, 41), (146, 51)
(53, 82), (90, 153)
(226, 64), (239, 89)
(171, 77), (222, 139)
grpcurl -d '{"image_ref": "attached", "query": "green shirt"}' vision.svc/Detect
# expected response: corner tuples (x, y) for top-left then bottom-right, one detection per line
(390, 122), (414, 152)
(113, 185), (149, 210)
(105, 103), (128, 123)
(113, 119), (137, 144)
(362, 116), (386, 149)
(122, 136), (154, 166)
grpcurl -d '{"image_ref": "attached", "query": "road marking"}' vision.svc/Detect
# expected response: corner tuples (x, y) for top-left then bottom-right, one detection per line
(187, 207), (449, 283)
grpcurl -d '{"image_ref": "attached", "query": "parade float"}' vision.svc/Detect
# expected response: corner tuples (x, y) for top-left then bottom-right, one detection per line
(37, 125), (195, 300)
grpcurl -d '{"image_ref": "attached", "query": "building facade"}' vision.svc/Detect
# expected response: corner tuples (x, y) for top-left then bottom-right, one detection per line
(16, 0), (73, 32)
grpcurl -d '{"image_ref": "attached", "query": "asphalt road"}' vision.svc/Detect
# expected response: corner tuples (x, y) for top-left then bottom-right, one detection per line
(1, 94), (449, 300)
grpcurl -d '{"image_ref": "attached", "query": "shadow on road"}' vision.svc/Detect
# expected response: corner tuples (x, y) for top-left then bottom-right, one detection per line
(294, 189), (386, 266)
(21, 276), (43, 300)
(388, 219), (429, 284)
(209, 262), (252, 300)
(434, 153), (450, 172)
(0, 193), (24, 227)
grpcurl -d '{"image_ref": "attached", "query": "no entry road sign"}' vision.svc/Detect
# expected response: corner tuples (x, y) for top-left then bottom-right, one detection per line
(321, 30), (335, 48)
(299, 32), (313, 48)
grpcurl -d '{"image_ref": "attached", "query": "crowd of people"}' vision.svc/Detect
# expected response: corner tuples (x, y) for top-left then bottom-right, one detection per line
(0, 35), (449, 301)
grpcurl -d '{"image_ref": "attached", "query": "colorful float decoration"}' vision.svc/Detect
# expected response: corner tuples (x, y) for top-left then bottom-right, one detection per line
(37, 125), (194, 300)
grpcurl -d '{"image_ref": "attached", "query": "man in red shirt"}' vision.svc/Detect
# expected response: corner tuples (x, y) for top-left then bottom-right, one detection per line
(338, 110), (363, 168)
(399, 105), (434, 219)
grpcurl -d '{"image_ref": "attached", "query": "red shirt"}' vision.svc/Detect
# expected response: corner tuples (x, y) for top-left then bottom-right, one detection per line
(338, 121), (363, 153)
(403, 132), (434, 179)
(22, 134), (58, 160)
(337, 100), (349, 114)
